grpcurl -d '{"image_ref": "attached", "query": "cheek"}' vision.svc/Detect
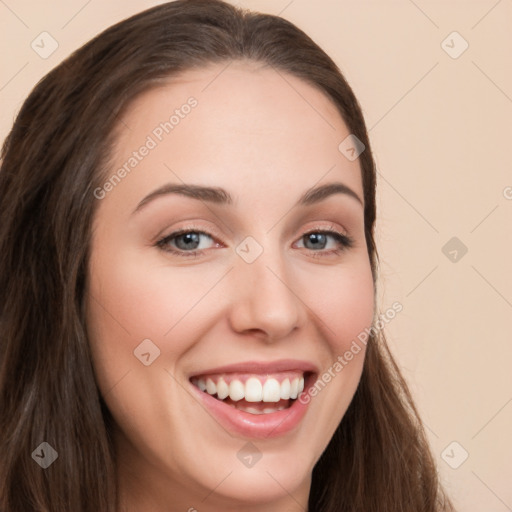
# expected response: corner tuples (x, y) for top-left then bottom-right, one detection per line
(87, 245), (198, 342)
(307, 257), (375, 355)
(300, 256), (374, 435)
(85, 241), (225, 389)
(85, 246), (168, 390)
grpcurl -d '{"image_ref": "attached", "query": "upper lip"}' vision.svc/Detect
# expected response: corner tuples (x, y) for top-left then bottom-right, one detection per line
(189, 359), (319, 378)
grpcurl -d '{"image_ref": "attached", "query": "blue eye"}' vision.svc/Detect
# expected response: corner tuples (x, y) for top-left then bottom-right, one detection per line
(156, 229), (215, 257)
(298, 230), (353, 253)
(156, 227), (354, 258)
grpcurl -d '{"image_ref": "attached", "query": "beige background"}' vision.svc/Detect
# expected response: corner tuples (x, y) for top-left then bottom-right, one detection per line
(1, 0), (511, 510)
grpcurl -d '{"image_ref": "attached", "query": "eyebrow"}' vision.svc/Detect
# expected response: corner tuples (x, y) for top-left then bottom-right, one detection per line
(132, 181), (363, 215)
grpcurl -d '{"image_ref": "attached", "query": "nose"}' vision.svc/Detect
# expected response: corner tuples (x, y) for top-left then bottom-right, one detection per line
(227, 245), (307, 342)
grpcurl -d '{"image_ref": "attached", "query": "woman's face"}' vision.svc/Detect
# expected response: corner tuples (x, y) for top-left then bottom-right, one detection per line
(86, 61), (374, 511)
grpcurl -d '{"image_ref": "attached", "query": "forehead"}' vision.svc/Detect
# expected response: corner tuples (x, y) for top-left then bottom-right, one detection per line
(105, 61), (364, 214)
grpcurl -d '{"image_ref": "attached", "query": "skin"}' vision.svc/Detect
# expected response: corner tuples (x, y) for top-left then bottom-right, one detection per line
(86, 60), (375, 512)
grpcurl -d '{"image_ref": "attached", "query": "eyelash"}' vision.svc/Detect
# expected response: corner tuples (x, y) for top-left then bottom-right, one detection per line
(155, 225), (355, 259)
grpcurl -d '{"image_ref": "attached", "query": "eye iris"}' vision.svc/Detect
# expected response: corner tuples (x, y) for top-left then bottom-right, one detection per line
(304, 233), (326, 250)
(165, 230), (341, 253)
(175, 232), (201, 250)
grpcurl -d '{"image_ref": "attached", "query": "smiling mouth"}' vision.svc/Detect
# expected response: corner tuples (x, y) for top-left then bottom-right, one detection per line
(190, 371), (309, 415)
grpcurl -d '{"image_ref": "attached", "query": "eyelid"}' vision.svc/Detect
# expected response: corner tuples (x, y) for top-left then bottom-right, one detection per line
(154, 223), (224, 256)
(157, 220), (349, 242)
(155, 221), (224, 245)
(155, 221), (354, 258)
(300, 222), (349, 238)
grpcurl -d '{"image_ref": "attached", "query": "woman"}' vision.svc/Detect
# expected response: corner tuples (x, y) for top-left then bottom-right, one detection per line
(0, 0), (455, 510)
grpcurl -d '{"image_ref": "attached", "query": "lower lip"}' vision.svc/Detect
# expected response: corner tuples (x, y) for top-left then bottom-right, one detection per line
(190, 375), (315, 439)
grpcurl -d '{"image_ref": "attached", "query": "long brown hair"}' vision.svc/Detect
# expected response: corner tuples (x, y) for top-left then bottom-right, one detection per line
(0, 1), (454, 510)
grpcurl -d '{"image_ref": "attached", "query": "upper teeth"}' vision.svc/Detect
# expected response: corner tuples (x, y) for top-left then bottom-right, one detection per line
(193, 375), (305, 402)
